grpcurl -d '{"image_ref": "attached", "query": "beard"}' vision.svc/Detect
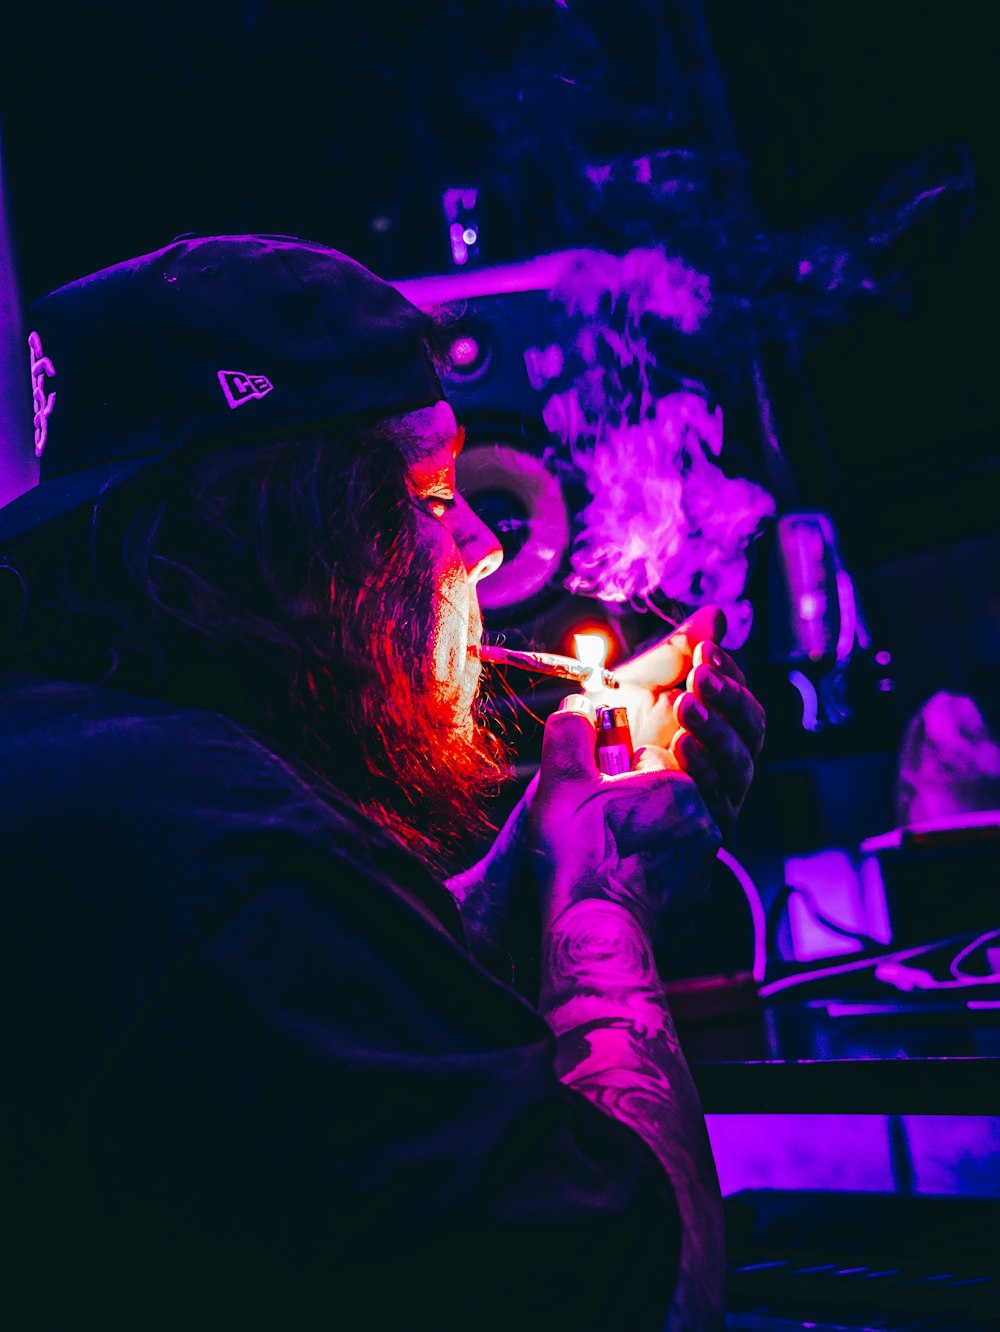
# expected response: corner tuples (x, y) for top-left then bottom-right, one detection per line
(362, 685), (512, 874)
(339, 620), (511, 876)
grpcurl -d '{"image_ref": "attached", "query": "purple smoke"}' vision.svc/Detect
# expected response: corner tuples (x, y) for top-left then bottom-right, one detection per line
(541, 247), (775, 647)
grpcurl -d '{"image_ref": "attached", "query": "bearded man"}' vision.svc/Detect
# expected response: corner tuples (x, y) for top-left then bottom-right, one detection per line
(1, 235), (764, 1331)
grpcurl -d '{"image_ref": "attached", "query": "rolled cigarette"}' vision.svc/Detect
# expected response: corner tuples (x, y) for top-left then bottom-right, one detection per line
(479, 645), (620, 689)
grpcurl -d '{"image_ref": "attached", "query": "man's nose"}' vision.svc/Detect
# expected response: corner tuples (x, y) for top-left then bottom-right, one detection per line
(454, 496), (504, 583)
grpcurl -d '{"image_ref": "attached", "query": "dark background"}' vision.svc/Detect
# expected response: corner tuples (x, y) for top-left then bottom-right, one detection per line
(2, 0), (998, 850)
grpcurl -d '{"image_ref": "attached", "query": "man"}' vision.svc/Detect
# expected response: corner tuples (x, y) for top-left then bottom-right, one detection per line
(1, 235), (764, 1330)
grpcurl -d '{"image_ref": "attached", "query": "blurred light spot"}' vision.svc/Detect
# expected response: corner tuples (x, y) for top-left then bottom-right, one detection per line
(462, 227), (478, 246)
(450, 335), (481, 369)
(449, 222), (468, 267)
(875, 649), (892, 666)
(789, 669), (821, 731)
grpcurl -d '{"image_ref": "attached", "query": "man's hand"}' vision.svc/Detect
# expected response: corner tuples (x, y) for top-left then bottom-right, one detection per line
(588, 606), (765, 828)
(449, 605), (764, 953)
(528, 696), (721, 935)
(671, 635), (766, 827)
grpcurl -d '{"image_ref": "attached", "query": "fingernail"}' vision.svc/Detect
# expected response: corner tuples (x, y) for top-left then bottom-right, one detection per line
(558, 694), (596, 720)
(705, 643), (723, 668)
(700, 668), (721, 697)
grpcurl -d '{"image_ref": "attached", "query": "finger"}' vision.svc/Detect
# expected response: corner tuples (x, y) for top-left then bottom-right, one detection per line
(692, 637), (747, 688)
(538, 695), (598, 783)
(685, 663), (766, 758)
(615, 605), (727, 689)
(631, 743), (674, 774)
(675, 689), (756, 797)
(670, 727), (718, 791)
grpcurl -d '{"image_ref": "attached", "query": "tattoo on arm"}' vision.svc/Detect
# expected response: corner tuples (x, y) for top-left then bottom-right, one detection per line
(539, 899), (725, 1332)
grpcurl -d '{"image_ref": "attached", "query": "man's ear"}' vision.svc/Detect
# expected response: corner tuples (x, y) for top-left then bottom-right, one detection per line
(0, 561), (27, 656)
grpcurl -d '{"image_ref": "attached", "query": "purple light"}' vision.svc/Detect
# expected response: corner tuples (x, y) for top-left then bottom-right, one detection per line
(834, 568), (858, 664)
(523, 343), (565, 389)
(789, 669), (821, 732)
(449, 335), (481, 368)
(875, 649), (892, 666)
(28, 331), (56, 458)
(448, 222), (468, 267)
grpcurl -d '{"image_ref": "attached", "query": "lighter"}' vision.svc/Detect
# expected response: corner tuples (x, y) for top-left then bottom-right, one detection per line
(595, 705), (634, 776)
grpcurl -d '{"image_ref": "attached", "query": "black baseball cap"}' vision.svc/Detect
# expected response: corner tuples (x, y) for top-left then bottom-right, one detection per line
(0, 233), (445, 543)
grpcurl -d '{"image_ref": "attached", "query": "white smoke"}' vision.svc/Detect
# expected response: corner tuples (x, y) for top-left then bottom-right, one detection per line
(543, 248), (775, 648)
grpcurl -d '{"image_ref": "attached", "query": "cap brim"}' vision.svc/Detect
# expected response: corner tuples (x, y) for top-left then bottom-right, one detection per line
(0, 456), (168, 546)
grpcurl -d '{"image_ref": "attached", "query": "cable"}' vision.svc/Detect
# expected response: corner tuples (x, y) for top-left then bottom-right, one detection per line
(717, 847), (768, 983)
(758, 930), (994, 999)
(949, 926), (1000, 981)
(876, 927), (1000, 994)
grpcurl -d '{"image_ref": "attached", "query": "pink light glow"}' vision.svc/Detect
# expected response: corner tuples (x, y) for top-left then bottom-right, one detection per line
(449, 335), (481, 368)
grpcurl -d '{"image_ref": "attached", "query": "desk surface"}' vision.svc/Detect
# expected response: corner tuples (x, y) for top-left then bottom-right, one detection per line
(684, 998), (1000, 1114)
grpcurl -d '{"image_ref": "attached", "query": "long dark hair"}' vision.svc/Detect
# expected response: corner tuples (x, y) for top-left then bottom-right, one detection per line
(4, 425), (510, 872)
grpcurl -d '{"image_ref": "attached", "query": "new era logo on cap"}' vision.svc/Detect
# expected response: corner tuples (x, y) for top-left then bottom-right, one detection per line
(218, 369), (274, 410)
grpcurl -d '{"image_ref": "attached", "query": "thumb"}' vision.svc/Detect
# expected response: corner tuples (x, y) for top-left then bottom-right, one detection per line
(538, 695), (598, 785)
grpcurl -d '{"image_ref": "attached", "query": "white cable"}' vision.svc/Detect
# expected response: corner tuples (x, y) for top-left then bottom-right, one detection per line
(717, 848), (768, 984)
(757, 932), (983, 999)
(949, 926), (1000, 981)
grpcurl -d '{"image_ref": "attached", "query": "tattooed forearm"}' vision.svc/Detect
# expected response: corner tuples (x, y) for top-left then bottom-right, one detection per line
(539, 898), (725, 1332)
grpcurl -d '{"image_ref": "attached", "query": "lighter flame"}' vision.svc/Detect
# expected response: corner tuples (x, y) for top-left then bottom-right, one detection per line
(574, 633), (608, 695)
(573, 633), (607, 668)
